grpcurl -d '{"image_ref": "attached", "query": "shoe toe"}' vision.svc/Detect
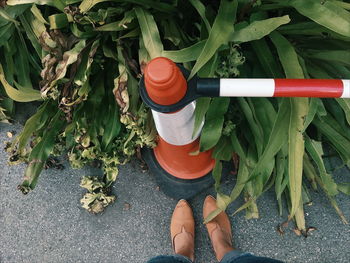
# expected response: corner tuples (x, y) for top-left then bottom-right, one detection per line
(171, 199), (194, 241)
(203, 195), (218, 218)
(173, 200), (193, 221)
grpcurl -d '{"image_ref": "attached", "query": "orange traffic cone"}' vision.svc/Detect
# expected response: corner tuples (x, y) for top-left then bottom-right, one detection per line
(140, 57), (215, 199)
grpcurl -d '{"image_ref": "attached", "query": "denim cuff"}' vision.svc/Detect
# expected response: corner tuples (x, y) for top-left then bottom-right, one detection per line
(220, 250), (284, 263)
(147, 254), (192, 263)
(220, 250), (252, 263)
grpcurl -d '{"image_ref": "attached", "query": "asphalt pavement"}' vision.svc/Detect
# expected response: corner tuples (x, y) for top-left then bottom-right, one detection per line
(0, 104), (349, 263)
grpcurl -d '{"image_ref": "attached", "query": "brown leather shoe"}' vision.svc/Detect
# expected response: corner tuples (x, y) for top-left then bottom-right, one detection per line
(170, 199), (195, 261)
(203, 195), (234, 261)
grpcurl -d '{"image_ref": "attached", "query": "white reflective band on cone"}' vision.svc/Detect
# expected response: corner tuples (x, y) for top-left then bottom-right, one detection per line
(152, 101), (203, 146)
(220, 78), (275, 97)
(341, 80), (350, 98)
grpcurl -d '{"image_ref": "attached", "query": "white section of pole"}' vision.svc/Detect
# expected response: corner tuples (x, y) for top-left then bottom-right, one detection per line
(151, 101), (203, 146)
(219, 79), (275, 97)
(341, 80), (350, 98)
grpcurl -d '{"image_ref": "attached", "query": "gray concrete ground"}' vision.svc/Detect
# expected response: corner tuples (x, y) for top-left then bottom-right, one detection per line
(0, 105), (350, 263)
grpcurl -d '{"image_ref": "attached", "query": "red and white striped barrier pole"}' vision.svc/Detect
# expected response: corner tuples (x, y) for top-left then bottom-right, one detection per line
(197, 78), (350, 98)
(140, 57), (349, 199)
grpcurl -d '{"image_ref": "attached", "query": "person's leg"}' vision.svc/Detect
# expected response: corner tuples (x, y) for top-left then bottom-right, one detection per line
(203, 195), (234, 261)
(147, 199), (195, 263)
(203, 196), (284, 263)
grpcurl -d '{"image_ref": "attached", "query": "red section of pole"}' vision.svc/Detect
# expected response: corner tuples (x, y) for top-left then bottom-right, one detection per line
(273, 79), (344, 98)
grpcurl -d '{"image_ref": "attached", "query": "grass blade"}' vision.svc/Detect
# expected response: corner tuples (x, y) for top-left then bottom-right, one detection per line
(230, 15), (290, 43)
(193, 97), (210, 138)
(189, 0), (237, 79)
(270, 31), (308, 219)
(188, 0), (211, 33)
(287, 0), (350, 37)
(305, 137), (338, 196)
(199, 97), (229, 151)
(336, 98), (350, 126)
(18, 110), (64, 194)
(0, 63), (41, 102)
(135, 7), (163, 59)
(162, 40), (206, 63)
(269, 31), (304, 78)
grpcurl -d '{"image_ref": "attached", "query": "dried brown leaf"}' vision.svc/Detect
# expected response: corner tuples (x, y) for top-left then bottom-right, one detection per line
(281, 221), (289, 228)
(45, 157), (64, 170)
(113, 78), (129, 113)
(231, 153), (239, 175)
(293, 228), (302, 236)
(136, 147), (148, 172)
(276, 224), (284, 236)
(140, 61), (147, 74)
(123, 202), (131, 210)
(0, 0), (7, 8)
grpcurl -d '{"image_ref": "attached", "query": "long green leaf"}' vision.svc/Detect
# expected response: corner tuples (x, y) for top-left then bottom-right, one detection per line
(135, 7), (163, 59)
(230, 15), (290, 43)
(279, 22), (350, 42)
(269, 31), (304, 78)
(74, 39), (99, 87)
(0, 63), (41, 102)
(19, 13), (43, 58)
(238, 98), (264, 157)
(303, 153), (317, 190)
(199, 98), (229, 151)
(313, 173), (348, 224)
(192, 97), (210, 138)
(19, 110), (64, 193)
(305, 50), (350, 67)
(270, 31), (308, 219)
(102, 100), (121, 151)
(288, 97), (308, 219)
(162, 40), (206, 63)
(286, 0), (350, 37)
(305, 137), (338, 196)
(212, 161), (222, 192)
(48, 13), (72, 29)
(30, 4), (48, 25)
(188, 0), (211, 33)
(14, 101), (52, 153)
(250, 38), (283, 78)
(7, 0), (65, 11)
(303, 98), (322, 132)
(313, 116), (350, 166)
(79, 0), (109, 13)
(229, 144), (249, 202)
(275, 146), (288, 215)
(338, 183), (350, 195)
(189, 0), (237, 79)
(336, 98), (350, 126)
(95, 10), (135, 31)
(213, 136), (234, 161)
(248, 98), (290, 182)
(0, 7), (20, 25)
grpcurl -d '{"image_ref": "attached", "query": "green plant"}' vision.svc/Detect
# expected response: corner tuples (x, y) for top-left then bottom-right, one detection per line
(1, 0), (349, 230)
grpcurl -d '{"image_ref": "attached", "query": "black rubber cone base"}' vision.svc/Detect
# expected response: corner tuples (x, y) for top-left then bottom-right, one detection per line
(142, 147), (231, 200)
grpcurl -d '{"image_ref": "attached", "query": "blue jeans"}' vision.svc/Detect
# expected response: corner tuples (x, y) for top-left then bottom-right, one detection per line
(147, 250), (284, 263)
